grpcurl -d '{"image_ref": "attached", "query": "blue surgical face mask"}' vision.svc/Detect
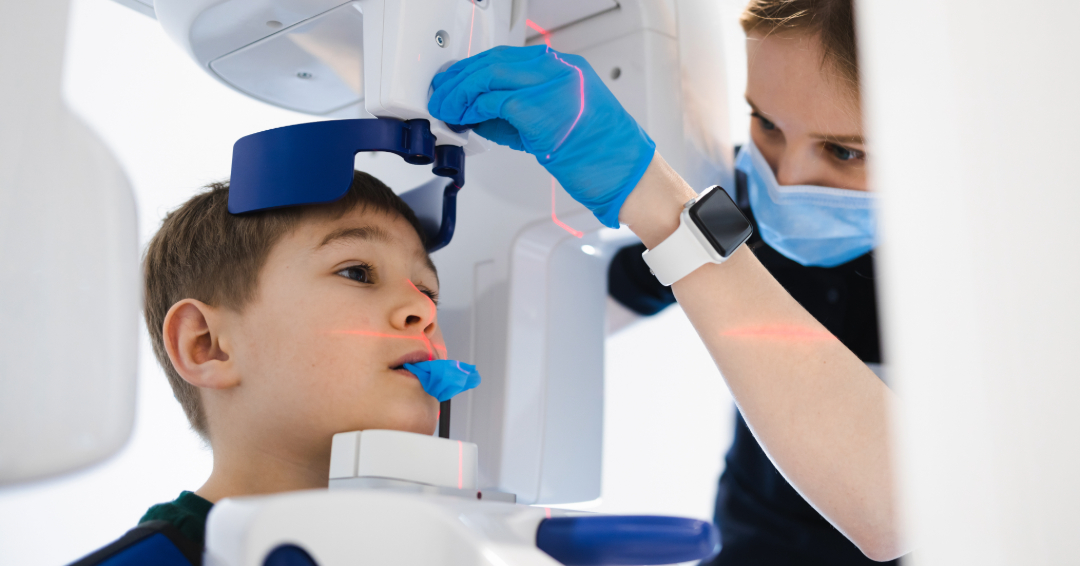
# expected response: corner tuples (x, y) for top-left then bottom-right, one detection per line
(735, 138), (877, 267)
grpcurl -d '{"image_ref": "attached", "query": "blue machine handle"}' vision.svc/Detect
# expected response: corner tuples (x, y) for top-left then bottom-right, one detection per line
(536, 515), (720, 565)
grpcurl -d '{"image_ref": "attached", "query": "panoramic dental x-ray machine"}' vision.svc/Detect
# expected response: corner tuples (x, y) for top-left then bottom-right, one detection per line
(1, 0), (736, 564)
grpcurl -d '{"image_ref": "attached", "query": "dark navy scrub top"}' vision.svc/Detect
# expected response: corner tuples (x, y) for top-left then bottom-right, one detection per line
(608, 171), (899, 566)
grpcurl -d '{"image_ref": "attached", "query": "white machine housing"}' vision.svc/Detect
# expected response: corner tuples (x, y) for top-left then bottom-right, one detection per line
(204, 430), (562, 566)
(0, 0), (138, 486)
(136, 0), (736, 505)
(154, 0), (511, 148)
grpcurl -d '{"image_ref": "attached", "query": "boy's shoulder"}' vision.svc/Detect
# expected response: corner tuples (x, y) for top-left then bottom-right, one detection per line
(69, 491), (211, 566)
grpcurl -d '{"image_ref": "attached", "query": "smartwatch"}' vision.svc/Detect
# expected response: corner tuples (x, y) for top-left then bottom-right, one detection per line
(641, 186), (753, 286)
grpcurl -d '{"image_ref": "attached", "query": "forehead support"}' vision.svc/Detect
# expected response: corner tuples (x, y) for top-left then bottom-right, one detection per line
(228, 118), (463, 252)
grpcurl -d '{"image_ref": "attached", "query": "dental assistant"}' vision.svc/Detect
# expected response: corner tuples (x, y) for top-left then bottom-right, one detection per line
(427, 2), (903, 563)
(607, 1), (893, 564)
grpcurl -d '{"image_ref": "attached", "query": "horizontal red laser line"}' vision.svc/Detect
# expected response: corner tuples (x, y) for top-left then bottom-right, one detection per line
(328, 330), (439, 360)
(721, 325), (835, 340)
(551, 177), (583, 238)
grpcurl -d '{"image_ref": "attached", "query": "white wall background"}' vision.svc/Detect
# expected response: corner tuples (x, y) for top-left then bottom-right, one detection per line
(0, 1), (748, 563)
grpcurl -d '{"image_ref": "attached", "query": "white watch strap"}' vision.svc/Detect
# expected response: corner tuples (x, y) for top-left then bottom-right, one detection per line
(641, 210), (718, 286)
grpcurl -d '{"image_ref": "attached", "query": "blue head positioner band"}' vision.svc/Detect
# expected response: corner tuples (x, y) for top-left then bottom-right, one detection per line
(229, 118), (465, 252)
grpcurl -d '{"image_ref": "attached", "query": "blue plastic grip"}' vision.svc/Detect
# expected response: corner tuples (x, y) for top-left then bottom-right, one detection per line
(536, 516), (720, 565)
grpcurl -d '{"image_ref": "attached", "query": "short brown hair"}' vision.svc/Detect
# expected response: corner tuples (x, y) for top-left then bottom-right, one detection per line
(143, 171), (429, 440)
(741, 0), (859, 96)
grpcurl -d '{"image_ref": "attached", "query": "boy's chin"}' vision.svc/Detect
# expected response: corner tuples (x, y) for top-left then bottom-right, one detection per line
(361, 399), (440, 436)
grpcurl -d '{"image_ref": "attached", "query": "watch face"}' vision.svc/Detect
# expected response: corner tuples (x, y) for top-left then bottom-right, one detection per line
(689, 187), (753, 257)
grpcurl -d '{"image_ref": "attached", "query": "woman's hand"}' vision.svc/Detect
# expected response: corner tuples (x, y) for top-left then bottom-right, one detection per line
(428, 45), (655, 228)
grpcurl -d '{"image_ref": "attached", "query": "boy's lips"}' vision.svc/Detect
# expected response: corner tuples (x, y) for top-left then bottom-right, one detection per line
(389, 350), (433, 372)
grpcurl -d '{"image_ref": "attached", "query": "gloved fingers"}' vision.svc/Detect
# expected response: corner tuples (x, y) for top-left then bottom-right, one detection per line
(473, 118), (525, 150)
(429, 52), (578, 126)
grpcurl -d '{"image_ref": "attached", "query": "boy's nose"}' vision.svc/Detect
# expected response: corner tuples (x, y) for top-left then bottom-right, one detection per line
(389, 280), (437, 333)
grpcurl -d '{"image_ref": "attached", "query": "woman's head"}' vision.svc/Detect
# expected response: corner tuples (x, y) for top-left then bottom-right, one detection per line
(741, 0), (868, 190)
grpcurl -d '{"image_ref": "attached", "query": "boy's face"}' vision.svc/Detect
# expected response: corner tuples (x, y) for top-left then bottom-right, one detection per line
(222, 206), (444, 454)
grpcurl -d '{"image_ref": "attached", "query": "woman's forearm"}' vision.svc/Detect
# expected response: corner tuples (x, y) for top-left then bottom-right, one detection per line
(620, 153), (905, 561)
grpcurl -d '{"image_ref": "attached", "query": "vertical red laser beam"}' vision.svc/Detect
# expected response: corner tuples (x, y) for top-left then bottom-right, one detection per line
(524, 21), (583, 157)
(407, 279), (439, 359)
(525, 19), (552, 47)
(551, 177), (584, 238)
(467, 0), (477, 57)
(547, 49), (585, 154)
(457, 440), (464, 489)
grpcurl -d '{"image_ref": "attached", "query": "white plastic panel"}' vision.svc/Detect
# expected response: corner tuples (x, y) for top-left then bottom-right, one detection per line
(206, 490), (558, 566)
(328, 430), (478, 490)
(0, 0), (138, 485)
(363, 0), (508, 145)
(526, 0), (618, 37)
(109, 0), (155, 18)
(211, 3), (365, 115)
(859, 0), (1080, 563)
(501, 213), (638, 504)
(166, 0), (349, 65)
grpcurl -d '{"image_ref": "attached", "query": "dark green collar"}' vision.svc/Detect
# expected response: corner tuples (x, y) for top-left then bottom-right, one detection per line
(139, 491), (214, 545)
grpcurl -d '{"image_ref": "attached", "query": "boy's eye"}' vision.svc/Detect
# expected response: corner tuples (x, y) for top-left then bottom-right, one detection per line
(417, 286), (440, 306)
(336, 264), (373, 284)
(752, 112), (777, 131)
(827, 143), (866, 162)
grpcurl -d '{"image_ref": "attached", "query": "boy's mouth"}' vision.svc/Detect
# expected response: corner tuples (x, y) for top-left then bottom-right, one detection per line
(389, 350), (433, 372)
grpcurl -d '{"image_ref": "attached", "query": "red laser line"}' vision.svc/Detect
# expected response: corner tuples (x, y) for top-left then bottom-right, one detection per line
(721, 325), (835, 341)
(407, 279), (437, 323)
(547, 48), (585, 154)
(467, 0), (477, 57)
(406, 279), (440, 359)
(551, 177), (584, 238)
(525, 19), (552, 47)
(457, 440), (464, 489)
(524, 24), (582, 157)
(329, 330), (437, 360)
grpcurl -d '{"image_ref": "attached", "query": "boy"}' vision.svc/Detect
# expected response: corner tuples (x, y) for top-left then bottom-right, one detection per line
(74, 170), (455, 565)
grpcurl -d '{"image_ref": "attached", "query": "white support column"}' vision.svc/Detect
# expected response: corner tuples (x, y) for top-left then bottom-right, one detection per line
(858, 1), (1080, 563)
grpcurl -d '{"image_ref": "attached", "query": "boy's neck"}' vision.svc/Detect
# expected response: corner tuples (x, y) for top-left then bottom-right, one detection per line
(194, 442), (331, 504)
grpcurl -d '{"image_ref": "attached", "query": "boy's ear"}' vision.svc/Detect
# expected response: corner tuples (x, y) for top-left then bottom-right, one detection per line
(162, 299), (240, 390)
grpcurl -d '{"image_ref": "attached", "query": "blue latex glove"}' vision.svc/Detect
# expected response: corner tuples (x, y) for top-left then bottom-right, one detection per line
(403, 360), (481, 402)
(428, 45), (656, 228)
